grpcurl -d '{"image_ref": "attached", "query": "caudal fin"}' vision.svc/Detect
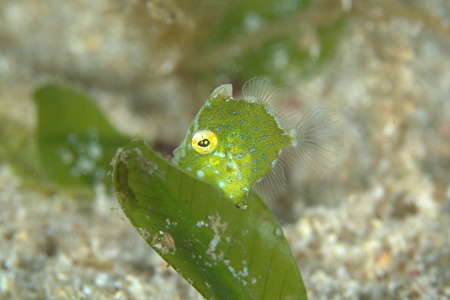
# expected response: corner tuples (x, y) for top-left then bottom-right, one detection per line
(293, 108), (343, 169)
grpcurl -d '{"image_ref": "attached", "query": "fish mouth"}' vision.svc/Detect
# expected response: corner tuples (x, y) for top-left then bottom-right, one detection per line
(172, 146), (186, 165)
(172, 147), (180, 164)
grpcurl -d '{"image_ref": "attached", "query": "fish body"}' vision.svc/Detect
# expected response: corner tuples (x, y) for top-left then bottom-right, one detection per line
(173, 77), (341, 209)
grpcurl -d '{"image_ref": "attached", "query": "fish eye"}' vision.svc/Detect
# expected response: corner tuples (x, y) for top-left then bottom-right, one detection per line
(192, 130), (218, 155)
(198, 139), (210, 147)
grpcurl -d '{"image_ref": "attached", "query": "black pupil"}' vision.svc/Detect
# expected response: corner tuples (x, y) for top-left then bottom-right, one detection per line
(198, 139), (210, 147)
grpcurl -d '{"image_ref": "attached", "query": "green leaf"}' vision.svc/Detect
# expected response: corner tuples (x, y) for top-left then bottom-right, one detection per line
(193, 0), (346, 84)
(34, 83), (130, 191)
(205, 0), (313, 46)
(0, 116), (39, 181)
(112, 140), (307, 300)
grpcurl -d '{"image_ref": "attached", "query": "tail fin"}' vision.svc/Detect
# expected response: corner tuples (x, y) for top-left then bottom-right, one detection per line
(292, 108), (343, 169)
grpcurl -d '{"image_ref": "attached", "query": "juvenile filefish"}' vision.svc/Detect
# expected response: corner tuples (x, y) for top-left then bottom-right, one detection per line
(173, 77), (342, 209)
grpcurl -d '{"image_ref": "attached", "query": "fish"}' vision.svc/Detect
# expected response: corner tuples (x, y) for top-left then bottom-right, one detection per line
(173, 77), (342, 209)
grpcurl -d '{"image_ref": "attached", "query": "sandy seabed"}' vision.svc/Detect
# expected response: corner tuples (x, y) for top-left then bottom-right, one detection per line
(1, 1), (449, 299)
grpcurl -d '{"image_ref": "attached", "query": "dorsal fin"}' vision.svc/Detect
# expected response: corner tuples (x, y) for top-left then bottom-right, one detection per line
(210, 83), (233, 99)
(242, 77), (289, 113)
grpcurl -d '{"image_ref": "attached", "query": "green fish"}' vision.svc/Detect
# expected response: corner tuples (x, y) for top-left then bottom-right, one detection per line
(173, 77), (342, 209)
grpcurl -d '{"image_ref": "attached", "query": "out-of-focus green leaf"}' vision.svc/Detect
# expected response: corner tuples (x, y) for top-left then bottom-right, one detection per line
(0, 116), (39, 180)
(112, 140), (307, 300)
(206, 0), (313, 46)
(34, 84), (129, 191)
(194, 0), (346, 85)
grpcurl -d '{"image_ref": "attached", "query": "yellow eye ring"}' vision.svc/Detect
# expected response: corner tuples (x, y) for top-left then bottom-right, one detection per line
(192, 130), (218, 155)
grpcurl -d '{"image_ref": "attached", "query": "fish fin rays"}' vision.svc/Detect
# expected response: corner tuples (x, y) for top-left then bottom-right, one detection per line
(253, 150), (290, 202)
(294, 108), (343, 169)
(242, 77), (289, 116)
(253, 108), (342, 202)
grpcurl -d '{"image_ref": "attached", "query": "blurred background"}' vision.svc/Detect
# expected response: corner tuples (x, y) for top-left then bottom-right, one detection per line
(0, 0), (449, 298)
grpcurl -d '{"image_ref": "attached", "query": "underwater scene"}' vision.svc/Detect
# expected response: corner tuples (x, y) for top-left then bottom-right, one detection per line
(0, 1), (449, 299)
